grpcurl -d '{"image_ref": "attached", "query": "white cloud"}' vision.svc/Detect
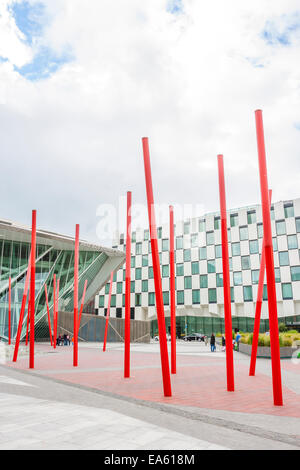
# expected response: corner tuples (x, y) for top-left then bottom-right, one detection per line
(0, 0), (300, 244)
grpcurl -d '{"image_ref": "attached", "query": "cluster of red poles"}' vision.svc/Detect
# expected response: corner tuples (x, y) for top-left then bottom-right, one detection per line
(9, 109), (283, 407)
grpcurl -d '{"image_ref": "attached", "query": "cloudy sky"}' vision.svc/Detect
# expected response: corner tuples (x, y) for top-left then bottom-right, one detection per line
(1, 0), (300, 245)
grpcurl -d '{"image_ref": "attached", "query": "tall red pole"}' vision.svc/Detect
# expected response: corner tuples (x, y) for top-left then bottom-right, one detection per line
(45, 285), (53, 346)
(8, 277), (11, 345)
(142, 137), (172, 397)
(255, 110), (283, 406)
(217, 155), (234, 392)
(73, 224), (79, 367)
(25, 293), (30, 346)
(169, 205), (176, 374)
(78, 279), (88, 334)
(29, 210), (36, 369)
(53, 274), (56, 349)
(103, 272), (114, 352)
(249, 189), (272, 376)
(124, 191), (132, 378)
(55, 279), (60, 343)
(13, 253), (31, 362)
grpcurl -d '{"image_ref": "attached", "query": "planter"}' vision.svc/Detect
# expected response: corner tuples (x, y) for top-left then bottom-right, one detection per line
(239, 342), (298, 359)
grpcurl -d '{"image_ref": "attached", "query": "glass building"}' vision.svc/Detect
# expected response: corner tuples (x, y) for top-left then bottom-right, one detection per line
(96, 198), (300, 337)
(0, 219), (125, 342)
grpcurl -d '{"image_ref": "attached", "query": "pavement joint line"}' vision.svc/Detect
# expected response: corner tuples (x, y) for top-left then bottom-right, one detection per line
(3, 363), (300, 449)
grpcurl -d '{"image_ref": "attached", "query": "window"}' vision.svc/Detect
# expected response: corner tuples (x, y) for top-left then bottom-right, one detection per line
(176, 263), (184, 276)
(162, 239), (169, 251)
(199, 219), (205, 232)
(148, 266), (154, 279)
(247, 210), (256, 224)
(105, 283), (110, 294)
(149, 292), (155, 306)
(142, 280), (148, 292)
(239, 226), (248, 240)
(273, 237), (278, 252)
(270, 206), (275, 220)
(200, 275), (208, 288)
(184, 249), (191, 262)
(291, 266), (300, 281)
(230, 214), (238, 227)
(199, 247), (207, 260)
(275, 268), (281, 283)
(132, 232), (136, 243)
(263, 285), (268, 301)
(249, 240), (259, 254)
(119, 233), (124, 244)
(163, 291), (169, 306)
(243, 286), (253, 302)
(191, 261), (199, 275)
(284, 203), (294, 218)
(130, 307), (135, 320)
(157, 227), (162, 239)
(288, 235), (298, 250)
(122, 294), (125, 307)
(184, 222), (190, 234)
(232, 242), (240, 256)
(229, 258), (233, 271)
(117, 282), (122, 294)
(99, 295), (105, 308)
(251, 270), (259, 285)
(135, 294), (141, 306)
(144, 229), (149, 241)
(176, 236), (183, 250)
(130, 281), (135, 293)
(207, 260), (216, 273)
(206, 231), (214, 246)
(142, 255), (148, 267)
(215, 245), (222, 258)
(231, 287), (235, 302)
(241, 256), (251, 270)
(131, 256), (135, 268)
(296, 218), (300, 233)
(279, 251), (289, 266)
(282, 283), (293, 300)
(162, 265), (169, 278)
(113, 272), (117, 282)
(184, 276), (192, 289)
(257, 223), (263, 239)
(135, 268), (142, 280)
(208, 288), (217, 303)
(191, 233), (198, 247)
(216, 273), (223, 287)
(192, 289), (200, 304)
(276, 220), (286, 236)
(214, 217), (220, 230)
(111, 295), (116, 307)
(136, 242), (142, 255)
(116, 308), (122, 318)
(123, 269), (126, 281)
(233, 272), (242, 286)
(177, 290), (184, 305)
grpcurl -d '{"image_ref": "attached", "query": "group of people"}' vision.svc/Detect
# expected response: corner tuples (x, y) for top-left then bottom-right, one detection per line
(56, 334), (71, 346)
(205, 332), (241, 353)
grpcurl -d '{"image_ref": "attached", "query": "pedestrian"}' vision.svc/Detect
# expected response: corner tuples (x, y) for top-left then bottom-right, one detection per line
(235, 331), (241, 351)
(67, 335), (70, 346)
(204, 335), (208, 347)
(63, 334), (67, 346)
(210, 333), (216, 352)
(222, 335), (226, 352)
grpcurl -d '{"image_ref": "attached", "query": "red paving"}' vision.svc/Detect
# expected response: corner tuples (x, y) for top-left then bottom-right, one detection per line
(7, 344), (300, 418)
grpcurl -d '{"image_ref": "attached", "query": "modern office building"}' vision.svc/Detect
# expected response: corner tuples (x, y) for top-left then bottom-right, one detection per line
(0, 219), (125, 342)
(96, 198), (300, 337)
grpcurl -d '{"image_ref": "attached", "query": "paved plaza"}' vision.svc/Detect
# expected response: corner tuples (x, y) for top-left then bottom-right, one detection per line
(0, 340), (299, 450)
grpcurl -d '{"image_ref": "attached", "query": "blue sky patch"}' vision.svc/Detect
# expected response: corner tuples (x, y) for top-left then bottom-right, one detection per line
(167, 0), (183, 15)
(10, 1), (46, 45)
(262, 12), (300, 47)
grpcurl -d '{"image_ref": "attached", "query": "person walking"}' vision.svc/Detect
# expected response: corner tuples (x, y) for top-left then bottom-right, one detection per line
(210, 333), (216, 352)
(221, 335), (226, 352)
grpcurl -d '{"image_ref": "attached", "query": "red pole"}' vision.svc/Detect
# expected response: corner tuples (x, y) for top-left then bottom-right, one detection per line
(73, 224), (79, 367)
(169, 205), (176, 374)
(53, 274), (56, 349)
(249, 189), (272, 376)
(217, 155), (234, 392)
(29, 210), (36, 369)
(124, 191), (132, 378)
(103, 272), (114, 352)
(56, 279), (60, 343)
(142, 137), (172, 397)
(13, 253), (31, 362)
(78, 279), (88, 334)
(255, 110), (283, 406)
(8, 277), (11, 345)
(45, 285), (53, 346)
(25, 293), (30, 346)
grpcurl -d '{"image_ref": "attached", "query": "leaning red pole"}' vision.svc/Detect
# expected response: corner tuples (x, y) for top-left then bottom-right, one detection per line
(53, 274), (56, 349)
(8, 277), (11, 345)
(44, 285), (53, 346)
(169, 205), (176, 374)
(78, 279), (88, 334)
(142, 137), (172, 397)
(29, 210), (36, 369)
(55, 279), (60, 342)
(103, 272), (114, 352)
(12, 253), (31, 362)
(217, 155), (234, 392)
(124, 191), (132, 378)
(255, 110), (283, 406)
(25, 294), (30, 346)
(249, 189), (272, 376)
(73, 224), (79, 367)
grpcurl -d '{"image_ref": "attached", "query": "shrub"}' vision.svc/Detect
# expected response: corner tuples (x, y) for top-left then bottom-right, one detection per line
(258, 334), (265, 347)
(282, 338), (293, 347)
(279, 323), (287, 333)
(286, 330), (298, 334)
(216, 332), (222, 337)
(247, 333), (253, 345)
(279, 335), (284, 347)
(263, 336), (270, 347)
